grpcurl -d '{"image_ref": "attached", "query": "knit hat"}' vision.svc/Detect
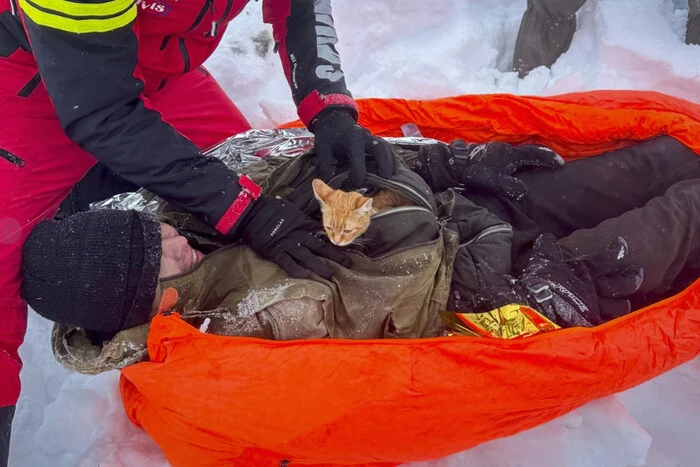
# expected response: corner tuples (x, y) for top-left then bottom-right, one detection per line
(22, 210), (162, 334)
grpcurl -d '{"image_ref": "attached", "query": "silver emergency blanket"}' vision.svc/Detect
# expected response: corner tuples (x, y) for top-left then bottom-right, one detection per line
(92, 128), (440, 212)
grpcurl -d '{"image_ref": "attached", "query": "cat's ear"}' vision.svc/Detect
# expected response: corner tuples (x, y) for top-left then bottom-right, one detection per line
(355, 198), (373, 216)
(312, 178), (333, 204)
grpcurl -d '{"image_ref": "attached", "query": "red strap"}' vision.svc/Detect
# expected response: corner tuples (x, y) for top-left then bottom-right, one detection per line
(214, 175), (261, 234)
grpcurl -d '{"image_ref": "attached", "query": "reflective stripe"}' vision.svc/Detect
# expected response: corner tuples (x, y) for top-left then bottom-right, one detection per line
(312, 0), (343, 83)
(27, 0), (134, 17)
(19, 0), (136, 33)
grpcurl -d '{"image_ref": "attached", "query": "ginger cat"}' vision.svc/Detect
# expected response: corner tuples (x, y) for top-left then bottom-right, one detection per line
(312, 178), (413, 246)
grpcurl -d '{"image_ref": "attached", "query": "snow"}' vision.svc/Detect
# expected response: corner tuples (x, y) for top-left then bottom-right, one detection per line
(236, 281), (296, 317)
(9, 0), (700, 465)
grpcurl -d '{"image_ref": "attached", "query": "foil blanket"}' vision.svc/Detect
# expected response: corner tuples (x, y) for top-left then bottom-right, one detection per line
(92, 129), (439, 212)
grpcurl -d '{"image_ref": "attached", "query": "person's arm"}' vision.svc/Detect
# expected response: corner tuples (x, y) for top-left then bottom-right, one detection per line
(262, 0), (357, 127)
(263, 0), (396, 188)
(18, 0), (254, 234)
(19, 1), (347, 279)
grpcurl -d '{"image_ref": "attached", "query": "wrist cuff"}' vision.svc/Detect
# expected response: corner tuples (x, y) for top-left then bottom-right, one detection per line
(215, 175), (262, 235)
(298, 91), (358, 128)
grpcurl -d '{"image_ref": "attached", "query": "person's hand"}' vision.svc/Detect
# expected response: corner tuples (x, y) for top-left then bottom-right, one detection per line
(312, 109), (397, 188)
(239, 196), (350, 279)
(473, 234), (644, 327)
(415, 140), (565, 199)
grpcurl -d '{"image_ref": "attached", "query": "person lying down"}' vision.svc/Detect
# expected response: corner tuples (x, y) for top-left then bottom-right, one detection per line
(20, 135), (700, 373)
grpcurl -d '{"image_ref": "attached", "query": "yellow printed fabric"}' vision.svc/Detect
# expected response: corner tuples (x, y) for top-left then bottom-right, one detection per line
(19, 0), (136, 34)
(441, 304), (560, 339)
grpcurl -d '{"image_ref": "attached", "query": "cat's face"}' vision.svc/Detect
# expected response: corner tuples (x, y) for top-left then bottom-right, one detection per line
(312, 179), (374, 246)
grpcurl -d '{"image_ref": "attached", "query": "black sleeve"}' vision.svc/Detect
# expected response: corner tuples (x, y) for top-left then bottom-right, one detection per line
(19, 1), (253, 234)
(263, 0), (358, 127)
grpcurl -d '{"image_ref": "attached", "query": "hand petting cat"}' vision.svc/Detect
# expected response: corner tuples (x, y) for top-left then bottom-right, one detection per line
(311, 109), (398, 188)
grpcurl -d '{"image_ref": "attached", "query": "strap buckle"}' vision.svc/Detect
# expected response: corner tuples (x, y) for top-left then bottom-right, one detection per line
(521, 276), (553, 304)
(450, 139), (471, 158)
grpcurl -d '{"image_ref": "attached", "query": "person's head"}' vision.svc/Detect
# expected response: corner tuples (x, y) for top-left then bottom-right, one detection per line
(159, 222), (206, 279)
(22, 210), (205, 335)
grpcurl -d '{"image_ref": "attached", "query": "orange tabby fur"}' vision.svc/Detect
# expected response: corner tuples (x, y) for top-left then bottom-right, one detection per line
(312, 178), (412, 246)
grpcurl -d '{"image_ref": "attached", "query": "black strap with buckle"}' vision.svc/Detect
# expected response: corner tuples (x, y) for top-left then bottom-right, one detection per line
(519, 275), (560, 324)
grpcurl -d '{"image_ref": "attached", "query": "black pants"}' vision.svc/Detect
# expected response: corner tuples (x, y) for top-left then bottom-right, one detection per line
(559, 178), (700, 308)
(514, 0), (700, 76)
(513, 0), (586, 76)
(0, 405), (14, 467)
(471, 136), (700, 307)
(689, 0), (700, 45)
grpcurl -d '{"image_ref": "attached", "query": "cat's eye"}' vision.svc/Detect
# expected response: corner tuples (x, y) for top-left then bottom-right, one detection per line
(324, 226), (331, 230)
(343, 229), (353, 234)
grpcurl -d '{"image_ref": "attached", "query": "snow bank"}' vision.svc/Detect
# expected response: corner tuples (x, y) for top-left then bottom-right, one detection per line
(208, 0), (700, 127)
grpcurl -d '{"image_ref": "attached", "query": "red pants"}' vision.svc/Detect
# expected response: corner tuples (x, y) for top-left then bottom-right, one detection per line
(0, 49), (250, 407)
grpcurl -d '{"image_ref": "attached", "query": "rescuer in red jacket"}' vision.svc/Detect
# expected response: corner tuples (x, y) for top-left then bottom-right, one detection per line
(0, 1), (396, 462)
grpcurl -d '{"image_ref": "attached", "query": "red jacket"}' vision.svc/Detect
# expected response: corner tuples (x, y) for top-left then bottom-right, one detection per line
(132, 0), (358, 124)
(0, 0), (357, 407)
(8, 0), (357, 234)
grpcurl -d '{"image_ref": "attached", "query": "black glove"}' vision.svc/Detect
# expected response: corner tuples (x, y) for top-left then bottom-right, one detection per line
(415, 140), (565, 199)
(474, 234), (644, 327)
(312, 109), (397, 188)
(238, 196), (350, 279)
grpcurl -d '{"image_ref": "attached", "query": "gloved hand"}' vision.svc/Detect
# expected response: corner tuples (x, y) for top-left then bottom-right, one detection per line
(473, 234), (644, 327)
(415, 140), (565, 199)
(312, 109), (397, 188)
(238, 196), (350, 279)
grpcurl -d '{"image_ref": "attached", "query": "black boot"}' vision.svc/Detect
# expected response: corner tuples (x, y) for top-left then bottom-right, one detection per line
(513, 0), (587, 77)
(687, 0), (700, 45)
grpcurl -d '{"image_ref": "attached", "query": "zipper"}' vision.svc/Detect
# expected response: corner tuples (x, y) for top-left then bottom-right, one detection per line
(371, 205), (431, 219)
(0, 148), (25, 167)
(460, 224), (513, 247)
(17, 72), (41, 98)
(210, 0), (233, 37)
(371, 176), (432, 210)
(348, 237), (440, 261)
(328, 173), (433, 211)
(178, 38), (191, 73)
(187, 0), (214, 32)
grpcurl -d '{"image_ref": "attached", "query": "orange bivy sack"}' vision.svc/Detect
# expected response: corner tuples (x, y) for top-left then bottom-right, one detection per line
(120, 90), (700, 467)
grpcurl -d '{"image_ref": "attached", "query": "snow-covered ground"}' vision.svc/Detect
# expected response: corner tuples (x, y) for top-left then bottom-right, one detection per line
(9, 0), (700, 465)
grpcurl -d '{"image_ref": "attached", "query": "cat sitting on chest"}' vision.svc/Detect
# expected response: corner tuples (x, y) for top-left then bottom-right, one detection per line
(311, 178), (413, 247)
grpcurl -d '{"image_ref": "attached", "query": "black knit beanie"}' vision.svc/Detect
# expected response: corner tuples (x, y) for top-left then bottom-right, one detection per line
(22, 210), (162, 334)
